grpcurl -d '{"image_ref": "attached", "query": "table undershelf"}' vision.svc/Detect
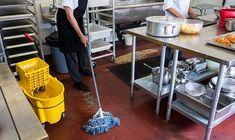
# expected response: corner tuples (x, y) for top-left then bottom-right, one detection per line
(134, 75), (170, 98)
(172, 100), (235, 128)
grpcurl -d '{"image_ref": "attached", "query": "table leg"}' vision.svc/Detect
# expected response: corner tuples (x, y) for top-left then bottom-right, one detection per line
(131, 36), (137, 97)
(166, 49), (179, 121)
(205, 64), (226, 140)
(156, 45), (166, 115)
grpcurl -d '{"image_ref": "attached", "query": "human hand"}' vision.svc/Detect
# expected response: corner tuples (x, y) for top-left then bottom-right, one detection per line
(189, 13), (196, 19)
(80, 35), (88, 47)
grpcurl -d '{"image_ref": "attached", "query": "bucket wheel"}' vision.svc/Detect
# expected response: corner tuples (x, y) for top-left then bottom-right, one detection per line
(61, 112), (65, 119)
(42, 123), (46, 128)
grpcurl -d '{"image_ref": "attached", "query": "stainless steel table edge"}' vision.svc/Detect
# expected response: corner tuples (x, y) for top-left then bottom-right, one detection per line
(166, 43), (233, 67)
(126, 26), (235, 67)
(0, 64), (48, 140)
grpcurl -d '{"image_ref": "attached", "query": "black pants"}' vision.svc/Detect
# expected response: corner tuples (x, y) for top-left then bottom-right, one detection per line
(63, 47), (88, 83)
(165, 47), (183, 65)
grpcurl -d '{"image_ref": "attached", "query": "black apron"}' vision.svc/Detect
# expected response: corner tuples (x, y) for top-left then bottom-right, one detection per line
(57, 0), (88, 53)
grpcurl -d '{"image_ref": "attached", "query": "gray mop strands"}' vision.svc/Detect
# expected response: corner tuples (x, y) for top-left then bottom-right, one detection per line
(83, 110), (120, 135)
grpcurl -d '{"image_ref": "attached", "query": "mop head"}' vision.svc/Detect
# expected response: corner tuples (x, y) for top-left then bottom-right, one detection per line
(83, 111), (120, 135)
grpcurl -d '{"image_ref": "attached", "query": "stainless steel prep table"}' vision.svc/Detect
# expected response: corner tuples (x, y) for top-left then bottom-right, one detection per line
(0, 63), (48, 140)
(126, 24), (235, 140)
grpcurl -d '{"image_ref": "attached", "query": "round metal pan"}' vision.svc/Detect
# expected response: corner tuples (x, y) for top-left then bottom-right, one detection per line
(146, 16), (180, 37)
(210, 76), (235, 93)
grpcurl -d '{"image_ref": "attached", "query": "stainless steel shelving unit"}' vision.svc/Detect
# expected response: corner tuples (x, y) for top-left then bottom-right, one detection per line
(0, 30), (6, 63)
(126, 23), (235, 140)
(0, 0), (43, 73)
(85, 0), (116, 62)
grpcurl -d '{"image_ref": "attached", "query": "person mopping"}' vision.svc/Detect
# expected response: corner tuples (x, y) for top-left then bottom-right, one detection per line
(57, 0), (120, 135)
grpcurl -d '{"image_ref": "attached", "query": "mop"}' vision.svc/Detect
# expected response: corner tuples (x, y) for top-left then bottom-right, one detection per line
(82, 47), (120, 135)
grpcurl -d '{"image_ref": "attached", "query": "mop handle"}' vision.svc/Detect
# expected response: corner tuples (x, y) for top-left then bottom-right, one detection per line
(87, 46), (102, 110)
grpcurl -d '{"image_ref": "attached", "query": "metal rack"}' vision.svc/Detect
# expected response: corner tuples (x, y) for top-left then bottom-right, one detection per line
(0, 29), (7, 63)
(85, 0), (116, 62)
(0, 0), (43, 73)
(126, 24), (235, 140)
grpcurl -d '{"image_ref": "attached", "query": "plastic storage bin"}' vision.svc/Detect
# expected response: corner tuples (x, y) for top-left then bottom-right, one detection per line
(19, 75), (65, 124)
(16, 57), (49, 92)
(88, 23), (112, 41)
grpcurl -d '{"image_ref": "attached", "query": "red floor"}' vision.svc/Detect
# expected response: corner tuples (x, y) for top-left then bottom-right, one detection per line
(45, 40), (235, 140)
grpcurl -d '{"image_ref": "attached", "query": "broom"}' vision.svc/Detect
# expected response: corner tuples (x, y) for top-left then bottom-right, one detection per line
(82, 45), (120, 135)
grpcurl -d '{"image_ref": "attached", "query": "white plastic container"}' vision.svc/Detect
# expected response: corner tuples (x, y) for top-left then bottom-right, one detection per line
(124, 34), (133, 46)
(88, 23), (112, 41)
(87, 0), (110, 7)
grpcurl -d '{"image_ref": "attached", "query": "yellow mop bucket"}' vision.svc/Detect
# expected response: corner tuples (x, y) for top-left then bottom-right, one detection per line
(19, 75), (65, 124)
(16, 57), (65, 124)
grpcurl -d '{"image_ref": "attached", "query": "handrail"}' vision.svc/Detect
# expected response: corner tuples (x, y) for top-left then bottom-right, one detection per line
(115, 2), (163, 9)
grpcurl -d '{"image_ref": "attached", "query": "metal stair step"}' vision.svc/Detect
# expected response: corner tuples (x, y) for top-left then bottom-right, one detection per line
(4, 38), (35, 49)
(0, 19), (36, 31)
(2, 28), (36, 40)
(9, 54), (38, 66)
(6, 45), (38, 59)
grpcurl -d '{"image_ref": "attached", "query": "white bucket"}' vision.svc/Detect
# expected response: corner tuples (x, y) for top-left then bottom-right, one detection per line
(124, 34), (132, 46)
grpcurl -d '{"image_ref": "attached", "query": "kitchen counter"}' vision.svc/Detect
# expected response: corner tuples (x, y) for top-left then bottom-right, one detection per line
(0, 63), (48, 140)
(126, 24), (235, 66)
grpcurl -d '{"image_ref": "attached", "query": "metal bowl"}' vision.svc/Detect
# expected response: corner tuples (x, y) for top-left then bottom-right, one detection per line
(211, 76), (235, 93)
(226, 67), (235, 78)
(168, 60), (189, 71)
(225, 18), (235, 31)
(180, 19), (203, 35)
(185, 82), (206, 97)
